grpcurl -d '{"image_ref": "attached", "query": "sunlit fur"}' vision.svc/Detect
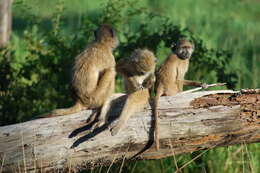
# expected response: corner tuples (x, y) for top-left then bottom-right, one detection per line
(117, 49), (157, 93)
(95, 24), (119, 49)
(130, 49), (157, 75)
(107, 49), (157, 135)
(153, 39), (196, 150)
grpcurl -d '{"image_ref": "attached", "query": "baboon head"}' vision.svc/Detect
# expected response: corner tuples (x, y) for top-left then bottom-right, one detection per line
(171, 39), (194, 60)
(131, 49), (157, 75)
(95, 24), (119, 49)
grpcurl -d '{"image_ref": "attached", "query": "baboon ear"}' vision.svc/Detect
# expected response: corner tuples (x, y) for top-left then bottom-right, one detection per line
(171, 42), (177, 51)
(171, 43), (176, 48)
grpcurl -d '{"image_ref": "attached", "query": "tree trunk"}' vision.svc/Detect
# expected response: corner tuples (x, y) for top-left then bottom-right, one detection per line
(0, 89), (259, 172)
(0, 0), (12, 48)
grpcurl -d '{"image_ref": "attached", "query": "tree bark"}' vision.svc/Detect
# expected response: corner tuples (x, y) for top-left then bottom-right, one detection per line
(0, 89), (259, 172)
(0, 0), (12, 48)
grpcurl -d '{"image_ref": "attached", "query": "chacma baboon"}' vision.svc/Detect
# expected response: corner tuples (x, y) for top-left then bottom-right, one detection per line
(154, 39), (207, 150)
(41, 24), (118, 118)
(91, 49), (157, 135)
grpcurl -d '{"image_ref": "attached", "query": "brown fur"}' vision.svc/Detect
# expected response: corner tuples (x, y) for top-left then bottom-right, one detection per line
(110, 49), (157, 135)
(41, 24), (118, 118)
(92, 49), (157, 134)
(117, 49), (157, 93)
(154, 39), (206, 150)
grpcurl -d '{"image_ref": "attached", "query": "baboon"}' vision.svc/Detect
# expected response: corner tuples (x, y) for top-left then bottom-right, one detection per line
(117, 49), (157, 93)
(41, 24), (118, 118)
(154, 39), (207, 150)
(91, 49), (157, 135)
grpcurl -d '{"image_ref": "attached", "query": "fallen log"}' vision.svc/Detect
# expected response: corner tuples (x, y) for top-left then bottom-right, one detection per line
(0, 89), (259, 172)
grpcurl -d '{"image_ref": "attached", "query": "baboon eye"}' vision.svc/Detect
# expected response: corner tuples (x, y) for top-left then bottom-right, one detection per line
(139, 71), (145, 75)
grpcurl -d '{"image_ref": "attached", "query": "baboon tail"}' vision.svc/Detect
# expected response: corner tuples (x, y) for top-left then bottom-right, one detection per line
(38, 101), (84, 118)
(154, 85), (163, 151)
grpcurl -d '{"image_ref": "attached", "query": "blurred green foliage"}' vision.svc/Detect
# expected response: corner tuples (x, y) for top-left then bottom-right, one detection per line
(0, 0), (259, 172)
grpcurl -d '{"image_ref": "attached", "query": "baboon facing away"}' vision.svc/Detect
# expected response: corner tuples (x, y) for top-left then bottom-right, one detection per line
(41, 24), (118, 118)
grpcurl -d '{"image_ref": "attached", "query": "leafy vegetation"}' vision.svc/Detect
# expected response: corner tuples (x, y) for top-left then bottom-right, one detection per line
(0, 0), (259, 172)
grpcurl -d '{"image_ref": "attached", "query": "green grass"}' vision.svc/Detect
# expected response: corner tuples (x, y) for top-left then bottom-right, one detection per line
(10, 0), (260, 173)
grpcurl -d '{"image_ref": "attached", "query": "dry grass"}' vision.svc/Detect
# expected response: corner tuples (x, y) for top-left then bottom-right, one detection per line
(168, 139), (180, 173)
(106, 149), (120, 173)
(173, 148), (212, 173)
(0, 154), (5, 173)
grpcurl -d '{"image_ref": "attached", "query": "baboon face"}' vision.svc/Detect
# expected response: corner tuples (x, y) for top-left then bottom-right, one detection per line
(131, 49), (157, 74)
(172, 40), (194, 60)
(95, 24), (119, 49)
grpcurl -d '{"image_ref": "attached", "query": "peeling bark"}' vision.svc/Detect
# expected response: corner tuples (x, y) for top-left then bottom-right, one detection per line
(0, 90), (259, 172)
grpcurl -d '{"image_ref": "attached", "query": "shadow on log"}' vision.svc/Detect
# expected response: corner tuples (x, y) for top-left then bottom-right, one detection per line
(0, 89), (259, 172)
